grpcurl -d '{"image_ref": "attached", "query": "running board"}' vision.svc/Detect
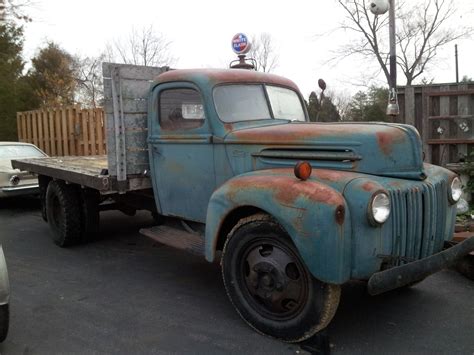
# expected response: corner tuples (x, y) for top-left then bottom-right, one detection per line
(140, 225), (205, 256)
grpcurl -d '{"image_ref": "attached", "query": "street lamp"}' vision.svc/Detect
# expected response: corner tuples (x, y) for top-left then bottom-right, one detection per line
(370, 0), (399, 117)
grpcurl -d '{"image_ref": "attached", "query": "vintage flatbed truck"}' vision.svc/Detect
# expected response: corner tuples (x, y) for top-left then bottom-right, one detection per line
(12, 63), (474, 342)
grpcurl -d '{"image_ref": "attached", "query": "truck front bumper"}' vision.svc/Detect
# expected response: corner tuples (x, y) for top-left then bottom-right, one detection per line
(367, 236), (474, 295)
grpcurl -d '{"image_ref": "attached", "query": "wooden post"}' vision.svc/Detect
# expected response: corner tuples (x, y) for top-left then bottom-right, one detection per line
(82, 110), (89, 155)
(48, 109), (56, 156)
(67, 107), (76, 156)
(89, 109), (96, 155)
(16, 113), (22, 142)
(43, 110), (50, 155)
(61, 108), (69, 155)
(404, 87), (415, 126)
(458, 84), (469, 158)
(421, 88), (432, 163)
(439, 86), (450, 166)
(37, 111), (44, 151)
(96, 108), (104, 155)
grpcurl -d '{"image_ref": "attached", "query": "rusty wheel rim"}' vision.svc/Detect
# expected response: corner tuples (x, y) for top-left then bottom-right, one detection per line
(238, 237), (309, 321)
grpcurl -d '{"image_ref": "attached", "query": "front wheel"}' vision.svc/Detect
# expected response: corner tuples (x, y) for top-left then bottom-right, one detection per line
(221, 214), (340, 342)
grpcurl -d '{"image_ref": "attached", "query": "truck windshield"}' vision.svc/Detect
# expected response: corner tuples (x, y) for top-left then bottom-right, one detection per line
(214, 84), (306, 123)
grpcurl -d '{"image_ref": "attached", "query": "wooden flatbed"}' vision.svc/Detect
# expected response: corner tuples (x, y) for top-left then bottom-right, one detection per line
(12, 156), (151, 193)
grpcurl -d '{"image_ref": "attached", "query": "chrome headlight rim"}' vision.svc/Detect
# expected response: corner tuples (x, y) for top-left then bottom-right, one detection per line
(368, 190), (391, 226)
(9, 175), (20, 186)
(448, 176), (462, 205)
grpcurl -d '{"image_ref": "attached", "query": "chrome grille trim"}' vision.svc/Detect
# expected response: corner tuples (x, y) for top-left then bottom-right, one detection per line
(389, 180), (447, 265)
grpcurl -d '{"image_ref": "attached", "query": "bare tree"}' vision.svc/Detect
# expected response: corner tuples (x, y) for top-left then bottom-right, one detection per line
(107, 25), (176, 67)
(249, 33), (279, 73)
(74, 54), (105, 108)
(329, 89), (353, 121)
(0, 0), (32, 23)
(335, 0), (472, 86)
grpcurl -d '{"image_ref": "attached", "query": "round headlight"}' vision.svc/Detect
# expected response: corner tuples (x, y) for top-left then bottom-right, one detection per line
(449, 176), (462, 204)
(369, 192), (391, 225)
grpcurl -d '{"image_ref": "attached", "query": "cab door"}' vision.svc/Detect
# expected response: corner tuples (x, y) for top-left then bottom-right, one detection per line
(148, 83), (215, 223)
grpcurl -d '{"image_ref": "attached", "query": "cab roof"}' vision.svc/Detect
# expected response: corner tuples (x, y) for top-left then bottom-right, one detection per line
(153, 69), (300, 91)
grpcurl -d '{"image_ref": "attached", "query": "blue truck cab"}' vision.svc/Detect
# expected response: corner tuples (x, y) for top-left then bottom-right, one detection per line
(13, 64), (474, 343)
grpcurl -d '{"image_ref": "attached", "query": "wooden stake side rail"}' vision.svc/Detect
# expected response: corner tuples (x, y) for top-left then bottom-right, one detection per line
(11, 156), (152, 193)
(17, 107), (106, 157)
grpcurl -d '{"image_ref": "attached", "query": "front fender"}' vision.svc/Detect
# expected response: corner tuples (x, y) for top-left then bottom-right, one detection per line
(205, 169), (352, 284)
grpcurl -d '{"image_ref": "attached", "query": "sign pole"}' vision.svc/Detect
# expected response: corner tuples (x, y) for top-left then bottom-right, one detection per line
(386, 0), (400, 117)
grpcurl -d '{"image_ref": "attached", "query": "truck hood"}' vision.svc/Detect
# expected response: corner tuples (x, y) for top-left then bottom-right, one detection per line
(224, 122), (425, 180)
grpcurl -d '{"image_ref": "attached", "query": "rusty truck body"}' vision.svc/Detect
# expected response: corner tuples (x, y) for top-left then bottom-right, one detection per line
(12, 63), (474, 342)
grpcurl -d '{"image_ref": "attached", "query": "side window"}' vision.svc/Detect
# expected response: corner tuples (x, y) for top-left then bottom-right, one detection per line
(159, 88), (205, 131)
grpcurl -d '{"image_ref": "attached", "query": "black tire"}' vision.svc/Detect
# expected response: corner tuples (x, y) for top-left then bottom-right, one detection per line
(46, 180), (82, 247)
(0, 304), (9, 342)
(80, 188), (100, 242)
(221, 213), (341, 343)
(38, 175), (49, 222)
(456, 255), (474, 280)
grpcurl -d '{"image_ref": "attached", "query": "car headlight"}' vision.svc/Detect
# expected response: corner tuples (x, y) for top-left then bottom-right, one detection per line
(9, 175), (20, 186)
(368, 192), (391, 225)
(448, 176), (462, 204)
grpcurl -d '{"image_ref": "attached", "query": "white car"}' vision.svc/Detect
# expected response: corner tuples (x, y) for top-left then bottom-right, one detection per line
(0, 142), (47, 198)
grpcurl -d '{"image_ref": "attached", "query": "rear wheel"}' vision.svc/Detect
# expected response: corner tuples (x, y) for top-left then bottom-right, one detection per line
(46, 181), (82, 247)
(221, 214), (340, 342)
(80, 188), (100, 242)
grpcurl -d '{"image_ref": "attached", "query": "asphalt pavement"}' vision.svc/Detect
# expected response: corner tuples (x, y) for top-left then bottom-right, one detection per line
(0, 197), (473, 354)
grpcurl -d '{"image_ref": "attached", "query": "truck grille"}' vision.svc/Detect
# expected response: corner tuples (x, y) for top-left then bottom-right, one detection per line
(389, 180), (447, 265)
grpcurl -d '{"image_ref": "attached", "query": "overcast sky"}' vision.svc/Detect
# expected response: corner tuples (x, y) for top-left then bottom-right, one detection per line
(21, 0), (474, 98)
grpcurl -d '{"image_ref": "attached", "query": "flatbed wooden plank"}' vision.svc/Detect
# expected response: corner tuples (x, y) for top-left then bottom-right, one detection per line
(11, 155), (152, 193)
(12, 156), (111, 191)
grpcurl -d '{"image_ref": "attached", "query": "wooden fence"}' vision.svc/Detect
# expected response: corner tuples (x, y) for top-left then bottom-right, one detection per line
(397, 83), (474, 166)
(17, 106), (106, 156)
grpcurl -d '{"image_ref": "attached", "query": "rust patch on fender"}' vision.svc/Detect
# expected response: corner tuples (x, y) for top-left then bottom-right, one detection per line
(376, 129), (406, 155)
(376, 132), (394, 155)
(313, 169), (348, 182)
(226, 174), (344, 207)
(362, 181), (378, 192)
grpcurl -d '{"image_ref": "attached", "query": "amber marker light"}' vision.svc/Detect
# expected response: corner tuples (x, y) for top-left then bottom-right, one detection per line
(294, 161), (312, 181)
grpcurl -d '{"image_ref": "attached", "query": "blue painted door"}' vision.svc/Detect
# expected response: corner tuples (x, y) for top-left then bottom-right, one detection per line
(149, 83), (215, 222)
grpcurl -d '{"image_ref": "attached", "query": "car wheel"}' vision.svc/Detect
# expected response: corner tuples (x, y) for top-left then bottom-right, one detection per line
(221, 213), (341, 342)
(46, 180), (82, 247)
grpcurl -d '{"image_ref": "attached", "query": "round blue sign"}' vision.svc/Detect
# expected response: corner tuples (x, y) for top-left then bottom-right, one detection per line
(232, 33), (251, 55)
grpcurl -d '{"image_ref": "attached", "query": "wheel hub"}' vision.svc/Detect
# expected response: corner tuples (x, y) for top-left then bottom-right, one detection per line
(241, 240), (309, 319)
(250, 262), (286, 298)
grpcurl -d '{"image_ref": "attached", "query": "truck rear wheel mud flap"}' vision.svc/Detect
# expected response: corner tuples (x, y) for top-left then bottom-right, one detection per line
(368, 236), (474, 295)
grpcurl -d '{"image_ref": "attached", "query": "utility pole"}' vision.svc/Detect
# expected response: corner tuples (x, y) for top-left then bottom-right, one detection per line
(386, 0), (400, 117)
(455, 44), (459, 83)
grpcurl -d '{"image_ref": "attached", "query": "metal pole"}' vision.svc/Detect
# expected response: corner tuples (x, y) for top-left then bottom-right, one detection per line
(455, 44), (459, 83)
(386, 0), (400, 117)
